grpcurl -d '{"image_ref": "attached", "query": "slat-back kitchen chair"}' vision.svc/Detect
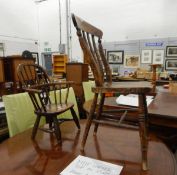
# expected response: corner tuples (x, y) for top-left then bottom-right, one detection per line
(72, 14), (153, 170)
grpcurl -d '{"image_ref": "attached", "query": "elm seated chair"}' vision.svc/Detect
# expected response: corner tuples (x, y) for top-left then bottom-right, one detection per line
(72, 14), (153, 170)
(17, 63), (80, 143)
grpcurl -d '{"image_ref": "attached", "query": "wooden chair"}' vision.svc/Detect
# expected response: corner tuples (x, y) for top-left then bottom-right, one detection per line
(72, 14), (153, 170)
(17, 63), (50, 89)
(17, 63), (80, 143)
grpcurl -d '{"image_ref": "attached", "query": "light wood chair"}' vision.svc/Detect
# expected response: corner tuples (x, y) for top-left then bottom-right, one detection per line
(72, 14), (153, 170)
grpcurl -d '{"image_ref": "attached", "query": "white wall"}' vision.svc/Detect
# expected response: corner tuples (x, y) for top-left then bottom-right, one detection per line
(70, 0), (177, 61)
(0, 0), (38, 56)
(0, 0), (177, 63)
(36, 0), (67, 53)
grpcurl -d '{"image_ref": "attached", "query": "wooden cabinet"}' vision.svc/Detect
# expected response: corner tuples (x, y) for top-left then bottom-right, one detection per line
(4, 56), (35, 93)
(52, 54), (68, 77)
(0, 59), (4, 83)
(66, 63), (88, 118)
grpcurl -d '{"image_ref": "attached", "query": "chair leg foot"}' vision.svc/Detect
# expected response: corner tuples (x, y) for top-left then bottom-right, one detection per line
(142, 161), (148, 171)
(53, 116), (62, 143)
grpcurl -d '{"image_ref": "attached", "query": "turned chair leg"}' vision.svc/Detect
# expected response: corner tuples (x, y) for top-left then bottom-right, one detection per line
(81, 93), (98, 151)
(31, 115), (41, 140)
(53, 115), (62, 144)
(138, 94), (148, 171)
(70, 107), (80, 129)
(94, 93), (105, 134)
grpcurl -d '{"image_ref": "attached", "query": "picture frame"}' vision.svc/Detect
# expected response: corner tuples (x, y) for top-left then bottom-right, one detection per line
(124, 55), (140, 68)
(31, 52), (39, 64)
(152, 49), (164, 64)
(107, 50), (124, 64)
(110, 64), (119, 75)
(166, 46), (177, 57)
(141, 50), (152, 64)
(165, 59), (177, 71)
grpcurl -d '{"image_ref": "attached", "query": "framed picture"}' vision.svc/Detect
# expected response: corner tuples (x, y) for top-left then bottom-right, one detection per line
(152, 50), (164, 64)
(31, 52), (39, 64)
(165, 59), (177, 70)
(110, 64), (119, 75)
(166, 46), (177, 57)
(124, 55), (140, 68)
(107, 50), (124, 64)
(141, 50), (152, 63)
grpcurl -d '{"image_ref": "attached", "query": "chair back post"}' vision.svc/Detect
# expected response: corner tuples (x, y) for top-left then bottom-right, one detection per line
(72, 14), (112, 86)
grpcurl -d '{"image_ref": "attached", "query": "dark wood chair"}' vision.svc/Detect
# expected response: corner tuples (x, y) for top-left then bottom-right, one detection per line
(17, 63), (50, 89)
(17, 63), (80, 143)
(72, 14), (153, 170)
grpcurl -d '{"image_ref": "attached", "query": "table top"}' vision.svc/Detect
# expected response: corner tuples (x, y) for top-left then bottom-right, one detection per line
(86, 90), (177, 129)
(0, 120), (176, 175)
(148, 91), (177, 119)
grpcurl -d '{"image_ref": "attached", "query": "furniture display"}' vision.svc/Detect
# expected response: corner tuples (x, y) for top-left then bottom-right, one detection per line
(83, 89), (177, 152)
(25, 82), (80, 143)
(3, 87), (79, 137)
(17, 63), (79, 118)
(17, 63), (80, 143)
(52, 54), (68, 77)
(72, 14), (153, 170)
(66, 63), (88, 118)
(3, 56), (35, 93)
(17, 63), (50, 90)
(0, 120), (176, 175)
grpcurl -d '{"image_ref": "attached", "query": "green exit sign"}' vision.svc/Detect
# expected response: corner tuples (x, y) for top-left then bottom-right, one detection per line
(44, 48), (51, 52)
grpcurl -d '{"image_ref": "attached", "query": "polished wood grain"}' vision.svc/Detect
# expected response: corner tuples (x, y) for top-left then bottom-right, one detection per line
(148, 91), (177, 128)
(0, 120), (176, 175)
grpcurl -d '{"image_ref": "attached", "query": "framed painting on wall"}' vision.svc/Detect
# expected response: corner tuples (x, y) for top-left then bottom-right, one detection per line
(141, 50), (152, 63)
(152, 50), (164, 64)
(165, 59), (177, 71)
(124, 55), (140, 68)
(107, 50), (124, 64)
(166, 46), (177, 57)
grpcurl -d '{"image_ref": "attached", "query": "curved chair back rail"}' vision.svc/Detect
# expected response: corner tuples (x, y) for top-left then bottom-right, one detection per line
(17, 63), (50, 89)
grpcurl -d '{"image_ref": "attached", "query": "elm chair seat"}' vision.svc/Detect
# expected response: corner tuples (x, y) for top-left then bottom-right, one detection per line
(72, 14), (153, 170)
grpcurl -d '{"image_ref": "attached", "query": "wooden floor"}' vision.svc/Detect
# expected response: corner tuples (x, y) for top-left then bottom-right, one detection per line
(0, 120), (176, 175)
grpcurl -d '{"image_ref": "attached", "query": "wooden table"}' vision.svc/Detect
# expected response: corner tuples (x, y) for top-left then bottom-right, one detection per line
(148, 91), (177, 128)
(84, 90), (177, 152)
(0, 120), (176, 175)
